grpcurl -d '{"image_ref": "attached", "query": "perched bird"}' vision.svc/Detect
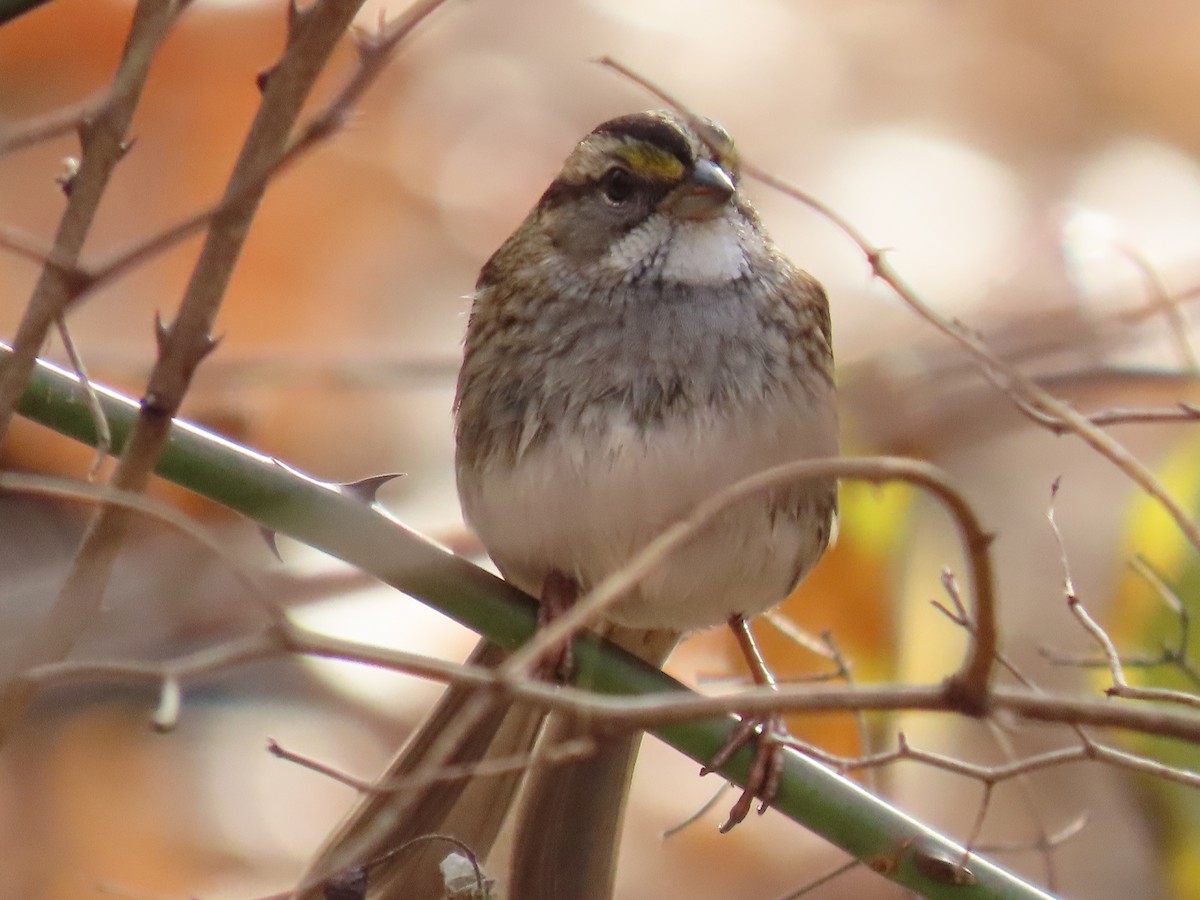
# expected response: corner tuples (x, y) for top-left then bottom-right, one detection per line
(302, 109), (837, 899)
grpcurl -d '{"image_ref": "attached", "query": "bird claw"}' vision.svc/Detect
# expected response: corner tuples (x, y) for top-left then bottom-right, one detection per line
(702, 712), (791, 832)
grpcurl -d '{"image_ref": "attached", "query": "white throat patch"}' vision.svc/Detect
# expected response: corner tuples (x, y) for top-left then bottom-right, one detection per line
(604, 212), (753, 285)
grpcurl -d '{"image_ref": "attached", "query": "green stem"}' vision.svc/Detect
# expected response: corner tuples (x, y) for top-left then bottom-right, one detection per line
(4, 343), (1055, 900)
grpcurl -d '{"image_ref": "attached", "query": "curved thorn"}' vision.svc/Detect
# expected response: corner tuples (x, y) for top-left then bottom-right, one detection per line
(341, 472), (405, 504)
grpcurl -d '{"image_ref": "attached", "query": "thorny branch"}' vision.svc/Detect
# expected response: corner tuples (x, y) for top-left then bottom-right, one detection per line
(0, 0), (452, 747)
(0, 0), (185, 444)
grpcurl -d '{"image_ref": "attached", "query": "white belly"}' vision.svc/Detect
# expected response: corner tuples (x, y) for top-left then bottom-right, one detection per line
(458, 395), (836, 631)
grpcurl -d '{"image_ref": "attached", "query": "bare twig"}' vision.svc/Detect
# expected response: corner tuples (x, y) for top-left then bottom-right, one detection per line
(1007, 395), (1200, 436)
(27, 620), (1200, 748)
(1046, 479), (1127, 690)
(932, 568), (1082, 890)
(0, 0), (185, 443)
(1086, 403), (1200, 428)
(510, 456), (997, 715)
(0, 89), (113, 156)
(0, 0), (455, 429)
(772, 857), (861, 900)
(761, 610), (844, 661)
(52, 317), (111, 476)
(598, 55), (1200, 592)
(53, 0), (455, 303)
(661, 781), (731, 839)
(770, 180), (1200, 561)
(268, 735), (595, 795)
(974, 814), (1088, 855)
(1048, 485), (1200, 711)
(1116, 242), (1200, 372)
(1127, 556), (1200, 687)
(0, 471), (271, 605)
(0, 0), (453, 748)
(1041, 555), (1200, 690)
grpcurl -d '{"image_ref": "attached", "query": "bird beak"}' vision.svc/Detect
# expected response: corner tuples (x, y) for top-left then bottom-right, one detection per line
(663, 159), (736, 221)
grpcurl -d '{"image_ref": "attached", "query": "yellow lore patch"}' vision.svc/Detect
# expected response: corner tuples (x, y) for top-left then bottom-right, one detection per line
(614, 142), (686, 182)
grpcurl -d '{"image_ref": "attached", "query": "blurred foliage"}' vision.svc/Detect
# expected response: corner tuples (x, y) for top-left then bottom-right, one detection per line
(1110, 434), (1200, 897)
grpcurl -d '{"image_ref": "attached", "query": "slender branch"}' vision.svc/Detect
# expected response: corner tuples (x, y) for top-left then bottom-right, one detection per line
(1016, 401), (1200, 434)
(511, 456), (997, 714)
(0, 89), (114, 156)
(1048, 485), (1200, 712)
(268, 736), (595, 795)
(0, 0), (185, 443)
(0, 0), (462, 747)
(772, 857), (861, 900)
(28, 619), (1200, 751)
(595, 58), (1200, 595)
(52, 317), (111, 476)
(65, 0), (454, 302)
(976, 815), (1088, 855)
(0, 471), (272, 604)
(763, 178), (1200, 560)
(1115, 242), (1200, 372)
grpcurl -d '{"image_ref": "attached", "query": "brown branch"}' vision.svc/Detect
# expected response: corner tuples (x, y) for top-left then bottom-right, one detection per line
(1013, 400), (1200, 434)
(0, 0), (456, 366)
(754, 175), (1200, 558)
(604, 55), (1200, 577)
(806, 726), (1200, 796)
(932, 569), (1085, 891)
(268, 735), (595, 795)
(1043, 556), (1200, 691)
(1048, 488), (1200, 712)
(0, 89), (114, 156)
(977, 814), (1088, 855)
(510, 455), (997, 715)
(772, 857), (861, 900)
(0, 471), (274, 610)
(0, 223), (62, 269)
(0, 0), (455, 748)
(27, 618), (1200, 751)
(763, 620), (880, 793)
(1115, 242), (1200, 372)
(52, 317), (112, 477)
(1046, 478), (1126, 692)
(609, 60), (1200, 586)
(0, 0), (185, 444)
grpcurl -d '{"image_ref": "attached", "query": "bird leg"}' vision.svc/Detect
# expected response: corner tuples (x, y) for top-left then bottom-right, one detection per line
(535, 569), (581, 682)
(701, 614), (791, 832)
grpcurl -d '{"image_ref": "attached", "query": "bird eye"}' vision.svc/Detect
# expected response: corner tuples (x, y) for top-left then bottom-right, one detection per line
(599, 166), (637, 205)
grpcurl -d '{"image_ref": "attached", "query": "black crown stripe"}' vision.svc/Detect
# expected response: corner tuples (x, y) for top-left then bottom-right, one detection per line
(592, 113), (694, 167)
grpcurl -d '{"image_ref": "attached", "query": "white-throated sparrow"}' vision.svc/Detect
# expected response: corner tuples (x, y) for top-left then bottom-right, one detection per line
(303, 110), (837, 900)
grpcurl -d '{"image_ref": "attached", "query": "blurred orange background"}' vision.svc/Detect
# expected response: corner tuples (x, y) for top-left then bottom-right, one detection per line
(4, 0), (1200, 897)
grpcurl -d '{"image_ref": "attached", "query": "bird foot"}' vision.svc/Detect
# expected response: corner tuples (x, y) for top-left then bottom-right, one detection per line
(702, 710), (791, 832)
